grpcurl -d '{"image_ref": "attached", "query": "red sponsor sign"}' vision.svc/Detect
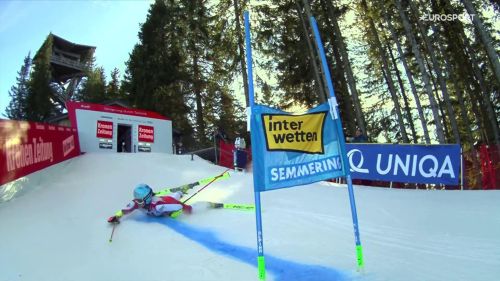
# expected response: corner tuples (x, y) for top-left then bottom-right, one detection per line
(96, 120), (113, 139)
(218, 140), (252, 169)
(0, 120), (81, 186)
(138, 125), (154, 143)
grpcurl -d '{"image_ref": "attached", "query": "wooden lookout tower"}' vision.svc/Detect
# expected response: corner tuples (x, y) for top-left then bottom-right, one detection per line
(41, 33), (96, 108)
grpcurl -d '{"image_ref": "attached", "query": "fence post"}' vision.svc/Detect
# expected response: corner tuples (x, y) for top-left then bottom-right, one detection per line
(214, 132), (218, 165)
(460, 146), (464, 190)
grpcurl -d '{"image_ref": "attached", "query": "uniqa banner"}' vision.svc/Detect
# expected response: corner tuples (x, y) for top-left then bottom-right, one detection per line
(251, 103), (345, 192)
(346, 144), (460, 185)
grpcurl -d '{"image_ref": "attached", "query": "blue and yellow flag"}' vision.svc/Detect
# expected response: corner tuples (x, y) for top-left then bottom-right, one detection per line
(250, 102), (345, 192)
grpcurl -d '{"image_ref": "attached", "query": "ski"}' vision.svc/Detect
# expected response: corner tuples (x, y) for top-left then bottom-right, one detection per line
(155, 171), (231, 196)
(219, 203), (255, 211)
(197, 171), (231, 185)
(156, 182), (196, 196)
(170, 202), (255, 219)
(208, 202), (255, 211)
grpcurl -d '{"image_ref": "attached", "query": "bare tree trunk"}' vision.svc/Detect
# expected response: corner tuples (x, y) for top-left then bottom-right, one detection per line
(386, 15), (431, 144)
(361, 0), (409, 143)
(233, 0), (249, 107)
(323, 0), (366, 133)
(301, 0), (328, 104)
(386, 39), (418, 143)
(193, 55), (206, 143)
(423, 53), (451, 141)
(459, 28), (500, 145)
(461, 0), (500, 84)
(436, 34), (475, 147)
(316, 0), (357, 132)
(428, 13), (484, 189)
(395, 0), (445, 143)
(408, 0), (461, 144)
(294, 0), (327, 103)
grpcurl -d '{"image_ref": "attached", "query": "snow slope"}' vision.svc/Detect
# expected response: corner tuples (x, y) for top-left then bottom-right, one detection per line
(0, 153), (499, 281)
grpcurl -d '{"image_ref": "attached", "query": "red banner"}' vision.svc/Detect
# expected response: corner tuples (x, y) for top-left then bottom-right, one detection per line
(218, 140), (251, 169)
(0, 120), (81, 186)
(479, 144), (500, 190)
(138, 125), (154, 143)
(96, 120), (113, 139)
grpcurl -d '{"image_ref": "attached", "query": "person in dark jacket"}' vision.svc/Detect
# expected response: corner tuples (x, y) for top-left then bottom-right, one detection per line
(348, 128), (368, 143)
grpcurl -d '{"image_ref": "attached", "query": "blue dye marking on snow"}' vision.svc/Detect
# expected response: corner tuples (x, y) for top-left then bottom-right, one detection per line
(137, 216), (354, 281)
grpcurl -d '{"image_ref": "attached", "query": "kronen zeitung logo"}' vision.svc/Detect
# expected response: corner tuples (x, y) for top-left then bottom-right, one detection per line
(262, 112), (326, 154)
(5, 137), (54, 172)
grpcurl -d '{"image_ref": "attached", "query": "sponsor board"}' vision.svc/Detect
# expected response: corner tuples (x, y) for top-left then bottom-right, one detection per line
(251, 103), (343, 191)
(96, 120), (113, 139)
(138, 146), (151, 152)
(62, 135), (76, 157)
(138, 125), (154, 143)
(0, 120), (80, 186)
(66, 101), (173, 154)
(346, 144), (460, 185)
(99, 142), (113, 149)
(262, 112), (326, 154)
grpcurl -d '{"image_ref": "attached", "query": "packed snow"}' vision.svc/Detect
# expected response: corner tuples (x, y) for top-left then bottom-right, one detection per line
(0, 153), (499, 281)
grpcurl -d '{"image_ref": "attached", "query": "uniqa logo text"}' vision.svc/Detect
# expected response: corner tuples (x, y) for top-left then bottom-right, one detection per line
(348, 150), (455, 178)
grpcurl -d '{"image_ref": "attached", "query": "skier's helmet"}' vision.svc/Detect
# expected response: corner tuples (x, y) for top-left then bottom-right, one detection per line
(134, 184), (153, 205)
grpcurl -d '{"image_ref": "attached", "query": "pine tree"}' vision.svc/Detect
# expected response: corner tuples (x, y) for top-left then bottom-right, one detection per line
(123, 0), (194, 147)
(359, 0), (409, 143)
(461, 0), (500, 84)
(394, 0), (446, 143)
(26, 35), (60, 122)
(106, 68), (121, 100)
(211, 0), (247, 139)
(385, 14), (431, 144)
(407, 0), (460, 144)
(321, 0), (366, 134)
(76, 67), (107, 103)
(5, 53), (31, 120)
(232, 0), (250, 107)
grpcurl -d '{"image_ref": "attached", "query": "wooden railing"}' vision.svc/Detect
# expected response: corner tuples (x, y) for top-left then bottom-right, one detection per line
(50, 55), (86, 71)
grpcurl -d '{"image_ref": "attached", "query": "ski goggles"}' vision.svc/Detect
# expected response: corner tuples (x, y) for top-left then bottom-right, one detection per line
(136, 192), (153, 206)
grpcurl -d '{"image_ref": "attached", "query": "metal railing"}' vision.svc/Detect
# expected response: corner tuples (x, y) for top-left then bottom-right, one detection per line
(182, 147), (217, 163)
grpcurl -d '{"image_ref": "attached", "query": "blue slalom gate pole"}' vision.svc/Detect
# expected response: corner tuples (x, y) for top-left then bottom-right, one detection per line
(245, 9), (266, 280)
(309, 16), (364, 270)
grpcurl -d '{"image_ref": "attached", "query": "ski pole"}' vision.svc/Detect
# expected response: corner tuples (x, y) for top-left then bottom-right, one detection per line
(182, 168), (230, 204)
(109, 222), (118, 243)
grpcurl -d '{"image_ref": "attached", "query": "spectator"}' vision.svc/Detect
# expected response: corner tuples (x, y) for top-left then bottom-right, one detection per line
(234, 132), (247, 171)
(347, 128), (370, 186)
(215, 126), (228, 143)
(348, 128), (368, 143)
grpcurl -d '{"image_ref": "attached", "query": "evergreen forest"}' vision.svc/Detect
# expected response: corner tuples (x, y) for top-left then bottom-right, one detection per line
(5, 0), (499, 161)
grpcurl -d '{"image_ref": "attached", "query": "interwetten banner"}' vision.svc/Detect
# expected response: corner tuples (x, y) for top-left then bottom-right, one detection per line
(251, 103), (345, 191)
(346, 144), (460, 185)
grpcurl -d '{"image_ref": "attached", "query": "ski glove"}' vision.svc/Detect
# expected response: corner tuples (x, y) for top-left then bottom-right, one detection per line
(107, 216), (120, 224)
(182, 205), (193, 214)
